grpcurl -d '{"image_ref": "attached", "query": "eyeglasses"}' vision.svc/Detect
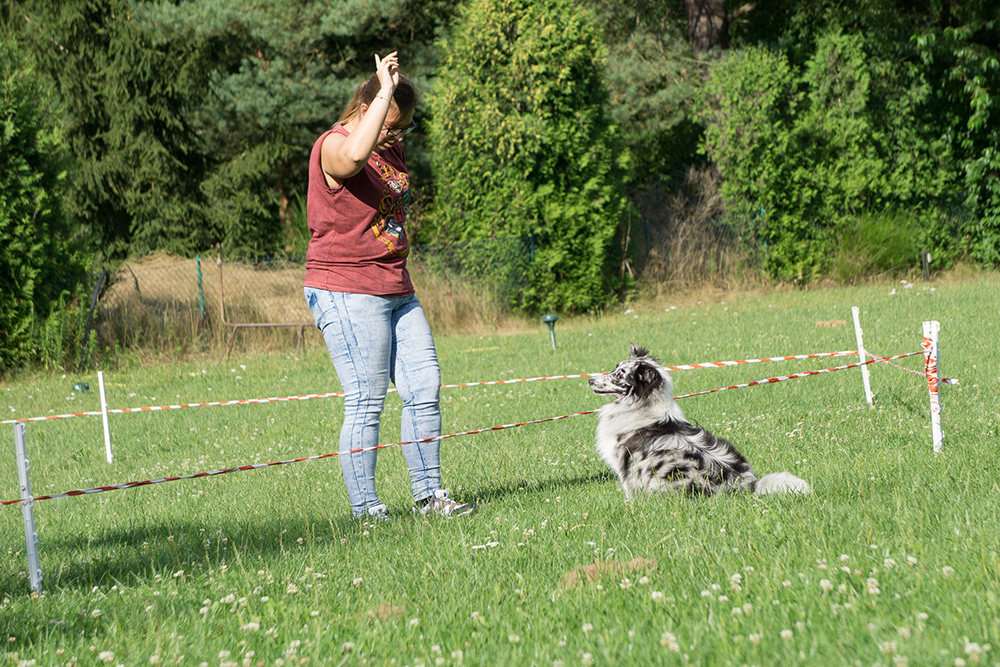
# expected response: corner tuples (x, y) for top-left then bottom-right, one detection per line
(384, 120), (417, 138)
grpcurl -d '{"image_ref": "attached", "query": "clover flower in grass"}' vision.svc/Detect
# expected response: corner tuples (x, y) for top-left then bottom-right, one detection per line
(409, 617), (420, 628)
(650, 591), (664, 603)
(98, 652), (115, 664)
(660, 632), (680, 652)
(749, 633), (762, 646)
(240, 622), (259, 632)
(582, 654), (595, 666)
(942, 566), (955, 578)
(780, 629), (793, 640)
(866, 578), (881, 595)
(964, 640), (990, 661)
(286, 583), (298, 595)
(907, 556), (918, 566)
(91, 609), (102, 618)
(582, 623), (593, 634)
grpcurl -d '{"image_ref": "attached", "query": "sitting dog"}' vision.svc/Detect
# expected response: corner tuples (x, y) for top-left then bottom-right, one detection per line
(589, 344), (811, 497)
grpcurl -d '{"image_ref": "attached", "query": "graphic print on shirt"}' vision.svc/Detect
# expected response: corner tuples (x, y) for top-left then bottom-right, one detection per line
(371, 157), (410, 258)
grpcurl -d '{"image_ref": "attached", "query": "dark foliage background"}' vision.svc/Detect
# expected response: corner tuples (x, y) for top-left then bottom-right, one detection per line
(1, 0), (997, 370)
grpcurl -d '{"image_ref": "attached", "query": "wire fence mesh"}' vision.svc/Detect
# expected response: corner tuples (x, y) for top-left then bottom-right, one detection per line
(94, 239), (537, 357)
(88, 203), (973, 359)
(626, 214), (764, 290)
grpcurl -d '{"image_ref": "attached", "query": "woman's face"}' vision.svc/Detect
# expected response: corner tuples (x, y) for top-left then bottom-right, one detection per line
(374, 107), (415, 150)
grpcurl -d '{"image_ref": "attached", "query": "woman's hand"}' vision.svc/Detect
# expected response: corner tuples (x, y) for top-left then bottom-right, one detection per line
(374, 51), (399, 95)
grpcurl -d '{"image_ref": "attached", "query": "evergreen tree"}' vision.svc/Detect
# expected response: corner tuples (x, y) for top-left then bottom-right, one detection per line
(14, 0), (209, 260)
(1, 36), (85, 371)
(428, 0), (629, 312)
(134, 0), (456, 256)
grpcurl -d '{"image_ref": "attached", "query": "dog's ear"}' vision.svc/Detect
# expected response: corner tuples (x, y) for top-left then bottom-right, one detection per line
(630, 343), (649, 359)
(631, 361), (663, 400)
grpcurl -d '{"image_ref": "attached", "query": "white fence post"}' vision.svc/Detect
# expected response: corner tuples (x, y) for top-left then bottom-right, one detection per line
(14, 422), (44, 595)
(852, 306), (874, 406)
(98, 370), (113, 464)
(922, 320), (944, 453)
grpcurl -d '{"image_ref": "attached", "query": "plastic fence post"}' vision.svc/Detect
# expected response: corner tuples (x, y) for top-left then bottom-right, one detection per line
(852, 307), (874, 406)
(922, 321), (944, 453)
(99, 371), (113, 463)
(15, 423), (44, 595)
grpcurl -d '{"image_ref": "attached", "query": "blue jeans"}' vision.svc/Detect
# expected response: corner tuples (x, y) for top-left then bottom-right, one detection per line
(305, 287), (442, 517)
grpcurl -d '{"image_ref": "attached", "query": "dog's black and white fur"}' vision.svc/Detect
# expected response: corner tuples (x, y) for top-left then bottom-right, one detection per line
(589, 344), (811, 498)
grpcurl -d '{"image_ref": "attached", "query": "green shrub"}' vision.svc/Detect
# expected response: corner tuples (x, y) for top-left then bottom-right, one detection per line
(36, 289), (92, 370)
(699, 31), (957, 282)
(426, 0), (629, 313)
(825, 210), (921, 282)
(0, 40), (87, 373)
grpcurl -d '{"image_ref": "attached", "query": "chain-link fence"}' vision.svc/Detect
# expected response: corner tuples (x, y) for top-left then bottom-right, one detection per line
(625, 214), (763, 290)
(89, 206), (974, 359)
(94, 239), (535, 357)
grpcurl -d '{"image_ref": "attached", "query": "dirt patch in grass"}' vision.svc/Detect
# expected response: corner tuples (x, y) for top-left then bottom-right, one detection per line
(559, 557), (658, 590)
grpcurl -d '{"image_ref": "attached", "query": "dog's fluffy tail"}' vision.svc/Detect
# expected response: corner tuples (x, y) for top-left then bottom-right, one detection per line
(754, 472), (811, 496)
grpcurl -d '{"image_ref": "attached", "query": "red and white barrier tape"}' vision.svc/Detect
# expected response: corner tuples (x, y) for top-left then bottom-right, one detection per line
(662, 350), (857, 371)
(866, 347), (959, 385)
(1, 392), (349, 425)
(673, 351), (924, 399)
(1, 410), (599, 506)
(2, 351), (915, 507)
(0, 350), (859, 426)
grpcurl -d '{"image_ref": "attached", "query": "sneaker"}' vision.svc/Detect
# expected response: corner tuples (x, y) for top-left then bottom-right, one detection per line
(364, 503), (391, 522)
(415, 489), (476, 517)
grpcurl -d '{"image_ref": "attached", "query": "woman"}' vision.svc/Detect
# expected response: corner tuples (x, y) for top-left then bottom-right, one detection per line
(304, 52), (473, 520)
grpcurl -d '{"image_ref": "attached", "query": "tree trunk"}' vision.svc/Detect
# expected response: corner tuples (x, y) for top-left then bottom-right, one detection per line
(684, 0), (730, 53)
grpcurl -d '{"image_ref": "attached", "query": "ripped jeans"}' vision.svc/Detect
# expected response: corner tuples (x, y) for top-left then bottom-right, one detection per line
(305, 287), (442, 517)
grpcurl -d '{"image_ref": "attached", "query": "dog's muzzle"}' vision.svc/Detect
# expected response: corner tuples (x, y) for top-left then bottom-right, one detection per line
(589, 375), (625, 395)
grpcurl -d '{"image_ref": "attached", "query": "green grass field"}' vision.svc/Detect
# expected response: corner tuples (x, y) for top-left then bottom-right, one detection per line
(2, 275), (998, 666)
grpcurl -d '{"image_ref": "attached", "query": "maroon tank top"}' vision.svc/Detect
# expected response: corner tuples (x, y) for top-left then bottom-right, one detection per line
(303, 125), (413, 296)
